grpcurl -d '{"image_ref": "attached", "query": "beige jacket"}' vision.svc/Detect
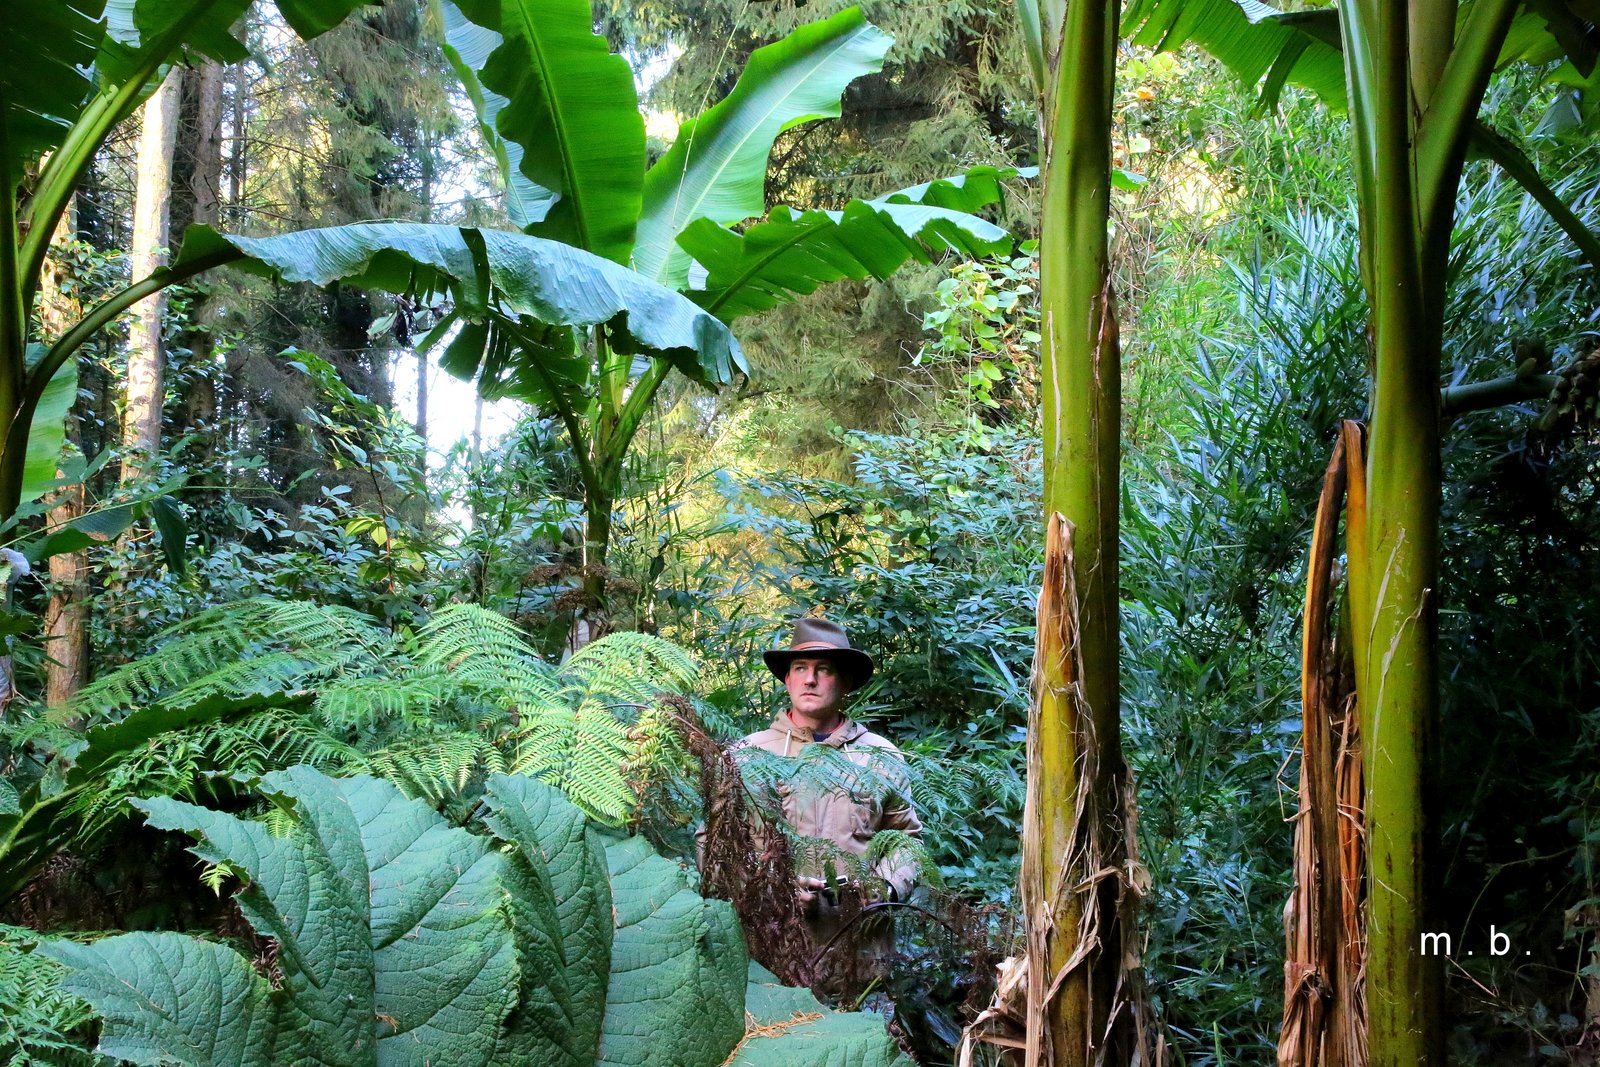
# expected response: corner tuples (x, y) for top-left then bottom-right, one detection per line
(732, 711), (924, 902)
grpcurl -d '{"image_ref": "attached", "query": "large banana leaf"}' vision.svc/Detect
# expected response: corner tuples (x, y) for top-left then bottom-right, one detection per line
(0, 0), (103, 181)
(5, 0), (363, 179)
(45, 769), (914, 1067)
(634, 7), (893, 289)
(439, 0), (645, 263)
(21, 351), (79, 505)
(681, 168), (1020, 321)
(1121, 0), (1344, 110)
(173, 222), (744, 410)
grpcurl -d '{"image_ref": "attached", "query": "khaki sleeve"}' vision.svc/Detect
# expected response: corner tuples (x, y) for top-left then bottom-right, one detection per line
(872, 747), (924, 902)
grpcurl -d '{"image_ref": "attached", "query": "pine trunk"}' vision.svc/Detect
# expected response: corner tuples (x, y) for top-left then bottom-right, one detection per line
(122, 67), (182, 483)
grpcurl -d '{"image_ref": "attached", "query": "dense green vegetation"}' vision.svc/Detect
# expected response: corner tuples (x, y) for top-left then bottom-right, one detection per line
(2, 0), (1599, 1065)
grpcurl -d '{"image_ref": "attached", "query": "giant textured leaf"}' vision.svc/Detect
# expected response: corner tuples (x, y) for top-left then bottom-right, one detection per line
(682, 169), (1019, 322)
(46, 769), (913, 1067)
(598, 835), (746, 1066)
(635, 7), (893, 289)
(481, 773), (614, 1067)
(44, 769), (518, 1066)
(440, 0), (645, 262)
(732, 964), (914, 1067)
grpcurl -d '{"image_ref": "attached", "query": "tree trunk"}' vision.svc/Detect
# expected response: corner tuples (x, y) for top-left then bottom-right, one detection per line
(175, 60), (225, 462)
(1023, 0), (1151, 1062)
(39, 205), (89, 707)
(1334, 3), (1519, 1063)
(122, 67), (182, 483)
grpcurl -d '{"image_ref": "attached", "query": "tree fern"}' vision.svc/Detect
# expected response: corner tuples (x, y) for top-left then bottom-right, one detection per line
(47, 598), (703, 844)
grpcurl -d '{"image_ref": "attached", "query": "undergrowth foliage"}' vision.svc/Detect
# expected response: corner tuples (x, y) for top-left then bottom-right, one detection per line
(0, 924), (101, 1067)
(55, 598), (695, 824)
(0, 599), (709, 922)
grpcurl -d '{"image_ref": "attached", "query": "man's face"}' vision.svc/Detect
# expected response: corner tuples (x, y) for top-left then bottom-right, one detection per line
(785, 656), (847, 721)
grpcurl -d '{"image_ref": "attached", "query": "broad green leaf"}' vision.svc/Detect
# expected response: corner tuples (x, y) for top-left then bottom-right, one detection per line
(0, 778), (19, 817)
(98, 0), (250, 86)
(482, 774), (613, 1067)
(21, 351), (79, 505)
(598, 834), (746, 1067)
(682, 171), (1017, 321)
(1121, 0), (1345, 110)
(0, 0), (103, 180)
(174, 222), (745, 401)
(732, 963), (915, 1067)
(635, 7), (893, 289)
(148, 495), (187, 574)
(43, 935), (276, 1065)
(41, 766), (914, 1067)
(43, 769), (518, 1067)
(440, 0), (645, 262)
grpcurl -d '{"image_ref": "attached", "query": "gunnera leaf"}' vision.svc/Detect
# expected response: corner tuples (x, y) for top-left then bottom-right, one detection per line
(480, 772), (613, 1067)
(42, 767), (517, 1067)
(728, 963), (917, 1067)
(44, 767), (910, 1067)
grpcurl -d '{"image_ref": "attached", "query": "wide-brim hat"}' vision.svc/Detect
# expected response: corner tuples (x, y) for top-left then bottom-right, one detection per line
(762, 617), (875, 692)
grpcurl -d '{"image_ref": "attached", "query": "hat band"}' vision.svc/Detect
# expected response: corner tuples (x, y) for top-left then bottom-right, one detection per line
(790, 641), (849, 652)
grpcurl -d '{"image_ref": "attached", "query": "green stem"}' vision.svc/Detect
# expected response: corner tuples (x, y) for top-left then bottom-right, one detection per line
(1344, 2), (1444, 1062)
(1415, 0), (1518, 260)
(1034, 0), (1124, 1059)
(604, 357), (671, 486)
(1439, 372), (1557, 417)
(0, 104), (24, 463)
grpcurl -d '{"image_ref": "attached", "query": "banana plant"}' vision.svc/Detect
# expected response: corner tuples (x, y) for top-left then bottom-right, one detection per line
(0, 0), (751, 670)
(1012, 0), (1149, 1062)
(1124, 2), (1596, 1062)
(438, 0), (1020, 631)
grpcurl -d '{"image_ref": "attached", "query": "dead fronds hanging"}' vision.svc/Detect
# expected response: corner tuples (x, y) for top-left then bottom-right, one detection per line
(966, 512), (1157, 1067)
(1279, 421), (1368, 1067)
(673, 703), (819, 990)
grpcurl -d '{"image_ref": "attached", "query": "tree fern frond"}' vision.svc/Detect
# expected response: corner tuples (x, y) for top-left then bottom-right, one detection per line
(314, 669), (455, 732)
(415, 604), (537, 668)
(561, 631), (699, 703)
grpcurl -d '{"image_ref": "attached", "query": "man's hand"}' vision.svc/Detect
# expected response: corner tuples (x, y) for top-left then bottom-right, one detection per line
(796, 876), (827, 914)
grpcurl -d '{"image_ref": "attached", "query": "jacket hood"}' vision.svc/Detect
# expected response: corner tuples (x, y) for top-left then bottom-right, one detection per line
(768, 711), (868, 747)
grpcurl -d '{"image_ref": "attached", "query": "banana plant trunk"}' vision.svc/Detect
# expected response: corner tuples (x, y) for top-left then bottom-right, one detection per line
(1337, 2), (1518, 1062)
(1021, 0), (1148, 1060)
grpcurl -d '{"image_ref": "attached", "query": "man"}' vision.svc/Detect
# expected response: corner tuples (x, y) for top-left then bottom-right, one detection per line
(733, 617), (923, 942)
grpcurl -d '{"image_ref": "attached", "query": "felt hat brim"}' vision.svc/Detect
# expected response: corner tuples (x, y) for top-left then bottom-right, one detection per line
(763, 646), (875, 692)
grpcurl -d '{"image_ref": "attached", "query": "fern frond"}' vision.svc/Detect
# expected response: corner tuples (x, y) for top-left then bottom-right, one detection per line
(70, 599), (394, 724)
(314, 669), (455, 732)
(561, 631), (699, 704)
(415, 604), (536, 668)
